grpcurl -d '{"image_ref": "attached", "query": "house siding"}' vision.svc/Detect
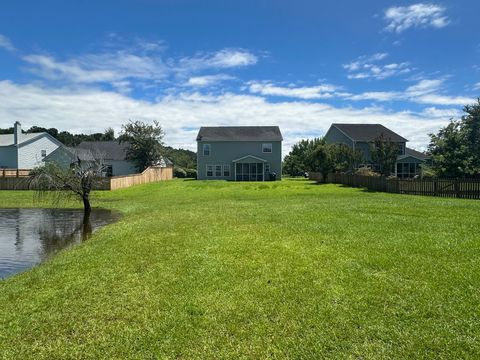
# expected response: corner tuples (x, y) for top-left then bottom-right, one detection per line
(0, 146), (18, 168)
(197, 141), (282, 180)
(18, 135), (60, 169)
(324, 126), (354, 147)
(107, 160), (137, 176)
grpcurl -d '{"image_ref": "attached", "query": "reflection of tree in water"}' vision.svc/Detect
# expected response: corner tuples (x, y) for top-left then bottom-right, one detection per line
(36, 209), (118, 261)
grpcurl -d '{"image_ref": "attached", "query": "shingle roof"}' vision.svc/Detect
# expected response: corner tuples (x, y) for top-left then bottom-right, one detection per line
(331, 124), (407, 142)
(76, 141), (130, 160)
(0, 133), (46, 146)
(405, 147), (430, 160)
(196, 126), (283, 142)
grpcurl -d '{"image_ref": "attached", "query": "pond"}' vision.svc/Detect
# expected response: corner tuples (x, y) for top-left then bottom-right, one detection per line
(0, 208), (120, 279)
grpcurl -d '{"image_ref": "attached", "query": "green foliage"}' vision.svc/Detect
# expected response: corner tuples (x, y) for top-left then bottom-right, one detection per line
(119, 120), (165, 172)
(1, 180), (480, 358)
(429, 99), (480, 177)
(370, 134), (399, 176)
(283, 138), (326, 175)
(284, 138), (363, 177)
(174, 166), (187, 178)
(163, 146), (196, 169)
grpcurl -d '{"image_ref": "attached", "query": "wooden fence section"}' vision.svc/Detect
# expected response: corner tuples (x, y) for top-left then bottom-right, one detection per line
(319, 173), (480, 200)
(0, 166), (173, 191)
(100, 166), (173, 190)
(1, 169), (31, 178)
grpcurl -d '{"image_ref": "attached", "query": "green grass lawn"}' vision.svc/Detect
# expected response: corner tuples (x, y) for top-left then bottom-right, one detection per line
(1, 179), (480, 359)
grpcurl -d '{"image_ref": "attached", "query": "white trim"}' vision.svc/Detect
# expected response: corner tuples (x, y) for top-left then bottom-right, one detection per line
(232, 154), (267, 163)
(262, 143), (272, 153)
(206, 164), (213, 177)
(202, 143), (211, 156)
(223, 164), (230, 177)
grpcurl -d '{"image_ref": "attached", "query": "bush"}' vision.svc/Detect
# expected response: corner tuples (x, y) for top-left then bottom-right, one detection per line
(185, 168), (197, 179)
(355, 166), (379, 177)
(174, 166), (187, 178)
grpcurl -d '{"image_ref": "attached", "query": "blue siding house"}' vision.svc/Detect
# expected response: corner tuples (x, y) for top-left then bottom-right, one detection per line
(0, 122), (62, 169)
(324, 123), (429, 178)
(196, 126), (283, 181)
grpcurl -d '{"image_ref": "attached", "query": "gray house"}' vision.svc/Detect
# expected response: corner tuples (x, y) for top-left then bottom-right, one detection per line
(324, 123), (429, 178)
(0, 122), (62, 169)
(196, 126), (283, 181)
(45, 141), (137, 176)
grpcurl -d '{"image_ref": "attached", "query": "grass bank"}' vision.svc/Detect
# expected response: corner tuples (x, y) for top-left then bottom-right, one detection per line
(1, 179), (479, 359)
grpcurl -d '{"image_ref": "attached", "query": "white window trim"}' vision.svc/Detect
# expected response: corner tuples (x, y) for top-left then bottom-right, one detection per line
(206, 164), (213, 177)
(262, 143), (272, 153)
(265, 163), (270, 172)
(223, 164), (230, 177)
(203, 143), (211, 156)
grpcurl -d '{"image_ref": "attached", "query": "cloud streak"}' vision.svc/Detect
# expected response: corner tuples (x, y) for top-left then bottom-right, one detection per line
(384, 3), (450, 33)
(0, 34), (15, 52)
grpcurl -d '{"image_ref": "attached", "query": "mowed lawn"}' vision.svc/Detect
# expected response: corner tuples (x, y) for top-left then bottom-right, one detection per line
(1, 179), (480, 359)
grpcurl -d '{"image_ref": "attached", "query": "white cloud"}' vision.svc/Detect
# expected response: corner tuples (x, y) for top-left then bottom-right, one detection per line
(0, 34), (15, 52)
(178, 49), (258, 71)
(344, 53), (412, 80)
(384, 3), (450, 33)
(0, 80), (457, 153)
(248, 82), (343, 99)
(348, 79), (474, 106)
(474, 82), (480, 90)
(187, 74), (235, 87)
(23, 52), (168, 89)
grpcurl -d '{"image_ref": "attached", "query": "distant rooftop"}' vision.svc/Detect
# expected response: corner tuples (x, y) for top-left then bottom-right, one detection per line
(196, 126), (283, 142)
(331, 124), (408, 142)
(76, 141), (130, 161)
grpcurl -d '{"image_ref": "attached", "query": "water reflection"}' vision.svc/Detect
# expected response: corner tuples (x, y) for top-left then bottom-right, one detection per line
(0, 208), (120, 279)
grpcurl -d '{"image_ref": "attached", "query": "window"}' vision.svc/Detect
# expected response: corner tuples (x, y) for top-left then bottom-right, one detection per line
(396, 162), (421, 178)
(223, 164), (230, 177)
(203, 144), (211, 156)
(265, 163), (270, 173)
(105, 165), (113, 177)
(41, 150), (47, 157)
(262, 143), (272, 153)
(206, 165), (213, 177)
(397, 143), (405, 156)
(215, 165), (222, 177)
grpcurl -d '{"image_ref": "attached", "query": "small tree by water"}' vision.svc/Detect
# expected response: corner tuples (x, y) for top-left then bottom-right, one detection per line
(29, 152), (107, 220)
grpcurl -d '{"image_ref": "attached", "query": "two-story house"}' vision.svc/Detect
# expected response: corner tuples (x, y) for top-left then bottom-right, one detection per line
(324, 123), (429, 178)
(196, 126), (283, 181)
(0, 122), (62, 169)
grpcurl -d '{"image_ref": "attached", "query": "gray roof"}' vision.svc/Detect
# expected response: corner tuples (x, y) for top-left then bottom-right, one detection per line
(0, 132), (46, 146)
(196, 126), (283, 142)
(76, 141), (130, 160)
(405, 147), (430, 160)
(331, 124), (407, 142)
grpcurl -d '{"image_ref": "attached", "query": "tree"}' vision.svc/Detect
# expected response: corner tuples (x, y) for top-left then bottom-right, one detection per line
(29, 152), (106, 220)
(283, 138), (324, 175)
(119, 120), (165, 172)
(330, 144), (364, 173)
(429, 99), (480, 177)
(307, 141), (335, 182)
(370, 134), (399, 176)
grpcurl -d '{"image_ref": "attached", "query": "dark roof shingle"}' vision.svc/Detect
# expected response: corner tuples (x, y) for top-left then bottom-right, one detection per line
(196, 126), (283, 142)
(76, 141), (129, 160)
(331, 123), (407, 142)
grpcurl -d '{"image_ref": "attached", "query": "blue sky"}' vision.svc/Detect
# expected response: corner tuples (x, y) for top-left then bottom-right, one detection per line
(0, 0), (479, 152)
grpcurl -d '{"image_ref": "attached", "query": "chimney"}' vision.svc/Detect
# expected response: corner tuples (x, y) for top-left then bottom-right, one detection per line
(13, 121), (21, 145)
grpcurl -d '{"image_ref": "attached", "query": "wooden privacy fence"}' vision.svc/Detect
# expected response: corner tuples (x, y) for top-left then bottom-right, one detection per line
(0, 166), (173, 191)
(100, 166), (173, 190)
(0, 168), (31, 178)
(310, 172), (480, 200)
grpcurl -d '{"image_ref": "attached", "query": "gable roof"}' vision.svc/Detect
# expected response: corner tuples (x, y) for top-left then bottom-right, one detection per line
(330, 124), (407, 142)
(76, 141), (130, 160)
(196, 126), (283, 142)
(405, 147), (430, 160)
(0, 132), (48, 146)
